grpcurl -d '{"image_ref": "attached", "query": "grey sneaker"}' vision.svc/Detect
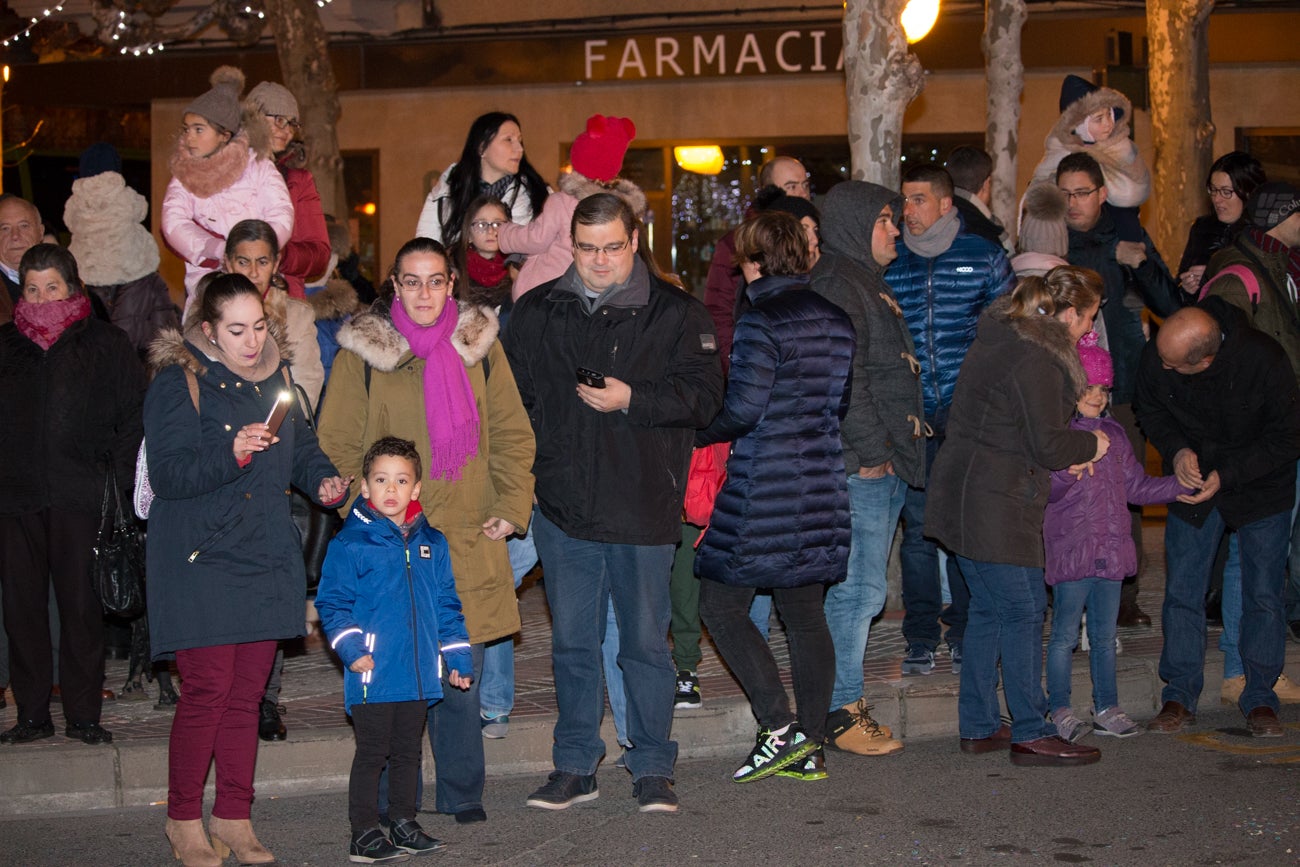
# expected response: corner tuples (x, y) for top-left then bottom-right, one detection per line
(480, 712), (509, 739)
(1093, 706), (1142, 738)
(948, 642), (963, 676)
(901, 644), (935, 676)
(633, 776), (679, 812)
(1051, 707), (1092, 743)
(525, 771), (599, 810)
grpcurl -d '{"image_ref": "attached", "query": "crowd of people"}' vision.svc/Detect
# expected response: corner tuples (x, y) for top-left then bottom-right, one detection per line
(0, 64), (1298, 864)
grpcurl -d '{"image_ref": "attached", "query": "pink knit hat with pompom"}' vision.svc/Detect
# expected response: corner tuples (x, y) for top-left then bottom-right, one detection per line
(1077, 331), (1113, 387)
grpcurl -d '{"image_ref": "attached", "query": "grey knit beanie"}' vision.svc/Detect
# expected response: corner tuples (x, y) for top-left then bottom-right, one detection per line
(1017, 182), (1069, 258)
(246, 81), (299, 120)
(185, 66), (246, 133)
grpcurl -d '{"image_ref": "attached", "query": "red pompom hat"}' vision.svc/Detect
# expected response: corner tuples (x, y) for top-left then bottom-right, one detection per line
(569, 115), (637, 183)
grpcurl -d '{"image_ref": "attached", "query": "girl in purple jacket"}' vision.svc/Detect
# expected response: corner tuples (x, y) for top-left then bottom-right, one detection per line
(1043, 333), (1192, 741)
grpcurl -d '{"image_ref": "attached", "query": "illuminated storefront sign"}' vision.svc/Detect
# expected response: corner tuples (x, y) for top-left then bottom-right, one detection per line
(582, 29), (845, 81)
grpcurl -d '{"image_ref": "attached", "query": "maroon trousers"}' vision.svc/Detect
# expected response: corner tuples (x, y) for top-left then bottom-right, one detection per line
(168, 640), (277, 821)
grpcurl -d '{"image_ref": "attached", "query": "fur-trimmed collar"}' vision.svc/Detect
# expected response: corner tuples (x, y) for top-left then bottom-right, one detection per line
(559, 171), (648, 220)
(336, 296), (499, 372)
(306, 279), (360, 321)
(146, 314), (293, 379)
(168, 134), (253, 199)
(1049, 87), (1134, 148)
(985, 295), (1088, 397)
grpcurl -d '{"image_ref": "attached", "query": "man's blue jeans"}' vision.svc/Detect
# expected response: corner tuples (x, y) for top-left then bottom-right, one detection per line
(600, 598), (629, 747)
(1046, 577), (1122, 713)
(901, 434), (970, 651)
(824, 472), (906, 710)
(477, 528), (538, 720)
(956, 557), (1051, 744)
(532, 510), (677, 782)
(1163, 509), (1289, 715)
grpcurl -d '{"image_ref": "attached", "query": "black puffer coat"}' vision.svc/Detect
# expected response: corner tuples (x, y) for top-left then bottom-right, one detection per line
(694, 274), (854, 588)
(0, 315), (144, 518)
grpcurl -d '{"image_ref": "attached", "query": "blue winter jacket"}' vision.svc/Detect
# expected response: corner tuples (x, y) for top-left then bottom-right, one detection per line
(316, 497), (472, 714)
(885, 225), (1014, 424)
(694, 274), (855, 588)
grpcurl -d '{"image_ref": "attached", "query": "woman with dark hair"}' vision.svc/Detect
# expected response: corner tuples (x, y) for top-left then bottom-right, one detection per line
(0, 244), (144, 747)
(144, 272), (347, 866)
(1177, 151), (1267, 296)
(926, 265), (1109, 767)
(695, 211), (855, 783)
(415, 112), (550, 249)
(317, 237), (535, 824)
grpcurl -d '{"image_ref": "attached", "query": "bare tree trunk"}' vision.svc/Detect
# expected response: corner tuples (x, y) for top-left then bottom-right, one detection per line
(843, 0), (925, 189)
(264, 0), (347, 220)
(1146, 0), (1216, 263)
(983, 0), (1027, 237)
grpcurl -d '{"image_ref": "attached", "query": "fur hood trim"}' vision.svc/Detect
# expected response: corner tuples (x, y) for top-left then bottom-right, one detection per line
(168, 133), (254, 199)
(146, 312), (292, 379)
(64, 172), (161, 285)
(986, 294), (1088, 397)
(1049, 87), (1133, 148)
(306, 279), (360, 320)
(336, 296), (499, 373)
(559, 171), (648, 220)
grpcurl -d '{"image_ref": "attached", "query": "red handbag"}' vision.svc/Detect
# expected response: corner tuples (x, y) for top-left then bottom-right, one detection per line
(683, 441), (730, 528)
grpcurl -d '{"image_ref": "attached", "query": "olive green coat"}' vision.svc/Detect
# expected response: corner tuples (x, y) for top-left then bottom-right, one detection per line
(317, 298), (535, 644)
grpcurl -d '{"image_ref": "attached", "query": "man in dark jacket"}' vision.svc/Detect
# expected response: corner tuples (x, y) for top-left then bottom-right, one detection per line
(945, 146), (1012, 255)
(1135, 299), (1300, 737)
(810, 181), (917, 755)
(1058, 151), (1183, 627)
(886, 163), (1014, 677)
(507, 193), (723, 814)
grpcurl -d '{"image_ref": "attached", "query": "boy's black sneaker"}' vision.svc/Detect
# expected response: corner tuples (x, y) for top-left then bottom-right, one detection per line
(525, 771), (599, 810)
(349, 828), (410, 863)
(673, 670), (702, 709)
(633, 775), (679, 812)
(0, 719), (55, 744)
(390, 818), (445, 855)
(732, 724), (817, 783)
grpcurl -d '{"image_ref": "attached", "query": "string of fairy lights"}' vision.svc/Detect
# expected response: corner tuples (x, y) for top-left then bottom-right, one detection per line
(0, 0), (335, 56)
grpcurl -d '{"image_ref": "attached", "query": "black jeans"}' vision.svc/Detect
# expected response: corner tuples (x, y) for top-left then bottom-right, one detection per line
(699, 579), (833, 741)
(349, 699), (426, 832)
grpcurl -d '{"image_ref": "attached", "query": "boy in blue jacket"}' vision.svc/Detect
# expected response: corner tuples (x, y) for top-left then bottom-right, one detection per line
(317, 437), (472, 863)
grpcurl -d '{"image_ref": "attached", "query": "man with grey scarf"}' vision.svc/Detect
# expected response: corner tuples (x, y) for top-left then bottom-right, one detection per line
(885, 163), (1015, 678)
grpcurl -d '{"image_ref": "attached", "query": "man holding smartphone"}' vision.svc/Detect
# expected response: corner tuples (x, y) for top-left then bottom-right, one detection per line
(507, 193), (723, 814)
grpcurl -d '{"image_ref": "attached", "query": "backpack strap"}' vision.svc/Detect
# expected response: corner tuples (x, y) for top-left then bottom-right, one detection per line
(183, 368), (199, 413)
(1199, 264), (1261, 309)
(364, 362), (372, 394)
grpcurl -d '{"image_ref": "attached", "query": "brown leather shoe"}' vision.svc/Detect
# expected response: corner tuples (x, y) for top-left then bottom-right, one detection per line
(1009, 736), (1101, 766)
(1146, 701), (1195, 733)
(960, 723), (1012, 754)
(1246, 706), (1283, 738)
(1116, 602), (1152, 628)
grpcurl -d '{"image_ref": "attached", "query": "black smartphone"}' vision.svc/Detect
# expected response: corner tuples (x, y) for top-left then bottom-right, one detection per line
(576, 367), (606, 388)
(263, 391), (293, 438)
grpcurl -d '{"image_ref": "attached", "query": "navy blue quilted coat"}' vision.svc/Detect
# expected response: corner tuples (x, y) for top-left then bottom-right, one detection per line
(694, 274), (855, 588)
(885, 224), (1014, 422)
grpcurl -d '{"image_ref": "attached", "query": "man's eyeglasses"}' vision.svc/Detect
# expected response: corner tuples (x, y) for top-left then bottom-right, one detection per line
(471, 220), (506, 233)
(574, 240), (631, 257)
(1059, 187), (1100, 203)
(266, 114), (301, 131)
(1206, 185), (1237, 200)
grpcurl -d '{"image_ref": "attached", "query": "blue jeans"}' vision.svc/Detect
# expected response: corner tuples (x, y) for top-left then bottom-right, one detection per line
(532, 510), (677, 781)
(900, 435), (970, 650)
(1163, 509), (1289, 715)
(824, 472), (906, 710)
(957, 557), (1051, 743)
(600, 598), (629, 746)
(1046, 578), (1122, 712)
(477, 528), (537, 719)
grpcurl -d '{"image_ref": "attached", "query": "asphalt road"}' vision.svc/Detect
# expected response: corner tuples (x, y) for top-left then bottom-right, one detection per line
(3, 704), (1297, 866)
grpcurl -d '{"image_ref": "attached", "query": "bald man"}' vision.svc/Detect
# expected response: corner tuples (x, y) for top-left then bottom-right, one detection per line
(1135, 298), (1300, 737)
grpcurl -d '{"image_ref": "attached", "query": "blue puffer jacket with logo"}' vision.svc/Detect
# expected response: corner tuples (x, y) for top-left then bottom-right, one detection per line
(317, 496), (472, 714)
(885, 225), (1014, 424)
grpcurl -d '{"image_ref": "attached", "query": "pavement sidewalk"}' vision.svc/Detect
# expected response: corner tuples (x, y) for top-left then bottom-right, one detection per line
(3, 528), (1299, 816)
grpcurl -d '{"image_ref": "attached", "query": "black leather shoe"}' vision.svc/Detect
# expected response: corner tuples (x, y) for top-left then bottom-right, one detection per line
(390, 818), (445, 854)
(1116, 602), (1152, 628)
(258, 699), (287, 741)
(65, 721), (113, 745)
(1009, 736), (1101, 766)
(1, 719), (56, 744)
(960, 722), (1012, 754)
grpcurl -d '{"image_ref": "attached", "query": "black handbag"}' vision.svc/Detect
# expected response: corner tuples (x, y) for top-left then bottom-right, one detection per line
(289, 383), (343, 592)
(93, 466), (147, 619)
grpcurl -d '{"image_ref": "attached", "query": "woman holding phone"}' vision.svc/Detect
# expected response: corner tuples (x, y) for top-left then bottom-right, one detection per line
(144, 273), (348, 866)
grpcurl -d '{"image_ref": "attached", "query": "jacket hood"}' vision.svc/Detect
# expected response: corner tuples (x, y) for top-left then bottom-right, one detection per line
(305, 279), (360, 321)
(1051, 86), (1133, 147)
(335, 295), (499, 372)
(558, 171), (648, 220)
(820, 181), (902, 272)
(64, 172), (162, 286)
(984, 294), (1088, 397)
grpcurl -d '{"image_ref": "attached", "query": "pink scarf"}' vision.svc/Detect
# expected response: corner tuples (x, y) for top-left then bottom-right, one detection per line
(390, 298), (480, 481)
(13, 295), (92, 350)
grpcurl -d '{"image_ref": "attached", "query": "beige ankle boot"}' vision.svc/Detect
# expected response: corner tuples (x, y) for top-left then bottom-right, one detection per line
(208, 816), (276, 864)
(164, 818), (222, 867)
(1220, 674), (1246, 706)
